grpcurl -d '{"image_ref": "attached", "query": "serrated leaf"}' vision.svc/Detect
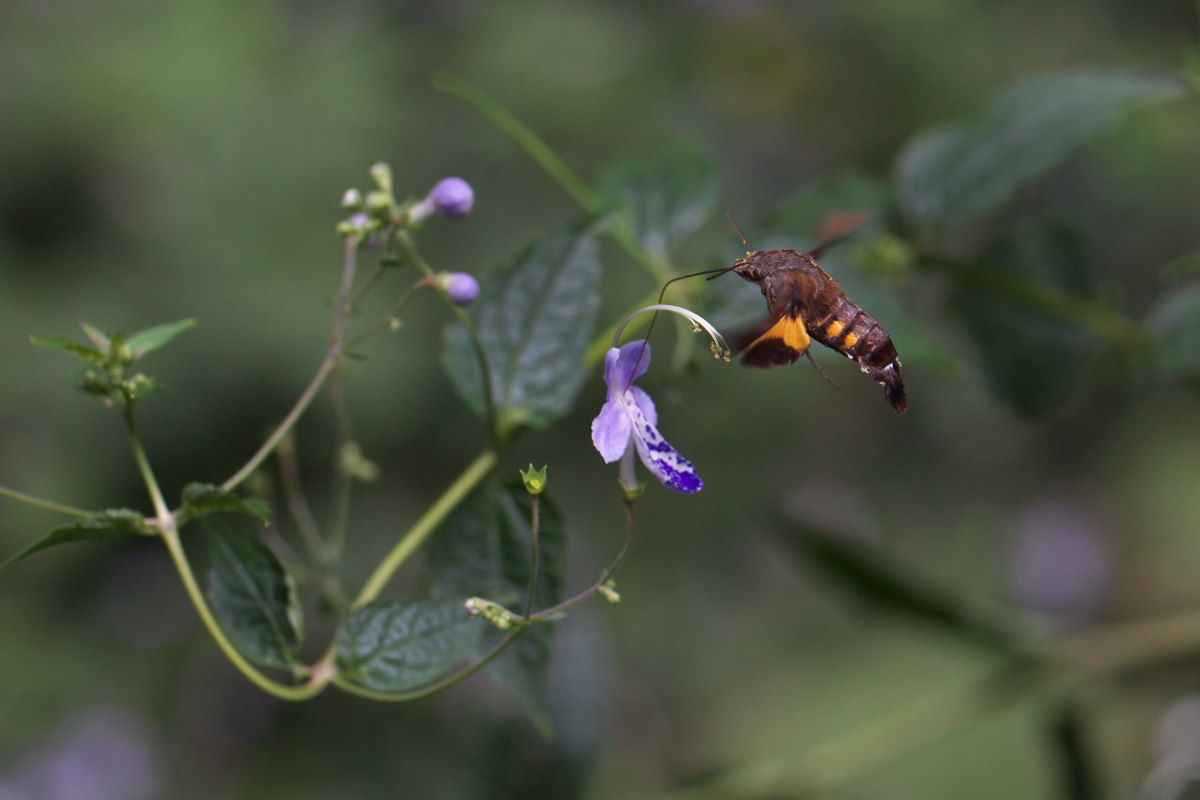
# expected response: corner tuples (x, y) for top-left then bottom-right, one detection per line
(0, 508), (149, 570)
(441, 219), (602, 437)
(335, 598), (482, 692)
(426, 481), (566, 732)
(955, 221), (1097, 416)
(125, 318), (197, 359)
(29, 336), (105, 364)
(180, 483), (272, 525)
(897, 71), (1184, 227)
(205, 518), (303, 670)
(598, 140), (718, 257)
(427, 482), (565, 609)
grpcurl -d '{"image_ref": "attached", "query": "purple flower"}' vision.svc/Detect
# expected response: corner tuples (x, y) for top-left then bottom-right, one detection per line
(591, 340), (703, 494)
(429, 177), (474, 219)
(442, 272), (480, 305)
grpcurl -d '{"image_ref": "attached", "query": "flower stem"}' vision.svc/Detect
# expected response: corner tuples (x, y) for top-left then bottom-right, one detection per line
(123, 403), (325, 700)
(524, 495), (540, 618)
(0, 485), (91, 518)
(220, 351), (341, 492)
(351, 448), (500, 608)
(221, 236), (362, 493)
(394, 230), (499, 439)
(123, 405), (169, 521)
(434, 72), (670, 284)
(526, 497), (635, 622)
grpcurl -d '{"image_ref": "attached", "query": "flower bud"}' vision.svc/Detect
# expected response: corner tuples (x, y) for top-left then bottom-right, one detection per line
(429, 177), (474, 219)
(440, 272), (480, 306)
(369, 162), (393, 194)
(341, 188), (363, 209)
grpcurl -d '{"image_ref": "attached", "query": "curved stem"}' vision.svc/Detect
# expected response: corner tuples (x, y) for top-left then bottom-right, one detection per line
(221, 236), (362, 493)
(158, 523), (330, 701)
(220, 351), (341, 492)
(0, 485), (91, 518)
(394, 230), (499, 438)
(124, 402), (326, 700)
(526, 497), (635, 622)
(433, 72), (669, 283)
(352, 448), (500, 608)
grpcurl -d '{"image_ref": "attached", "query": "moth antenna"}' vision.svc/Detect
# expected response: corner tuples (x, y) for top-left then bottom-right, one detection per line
(726, 212), (755, 253)
(804, 350), (839, 389)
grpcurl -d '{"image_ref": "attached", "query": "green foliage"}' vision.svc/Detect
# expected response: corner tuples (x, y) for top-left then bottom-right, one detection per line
(4, 46), (1200, 800)
(897, 71), (1184, 227)
(441, 219), (603, 439)
(179, 482), (272, 526)
(0, 508), (150, 570)
(335, 599), (483, 692)
(1148, 285), (1200, 386)
(205, 518), (305, 671)
(955, 222), (1098, 416)
(31, 318), (196, 406)
(426, 482), (566, 733)
(598, 140), (719, 258)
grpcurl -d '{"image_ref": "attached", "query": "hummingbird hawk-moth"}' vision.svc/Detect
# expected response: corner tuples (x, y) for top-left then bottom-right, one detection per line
(729, 246), (908, 414)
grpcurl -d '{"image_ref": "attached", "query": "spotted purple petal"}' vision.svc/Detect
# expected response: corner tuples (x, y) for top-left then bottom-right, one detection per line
(626, 400), (703, 494)
(627, 385), (657, 427)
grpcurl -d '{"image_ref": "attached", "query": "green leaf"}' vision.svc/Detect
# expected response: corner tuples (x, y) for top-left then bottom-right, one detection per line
(426, 481), (566, 733)
(29, 335), (105, 364)
(598, 140), (718, 257)
(179, 482), (272, 525)
(0, 508), (150, 570)
(441, 219), (603, 437)
(1147, 285), (1200, 386)
(897, 71), (1185, 227)
(954, 221), (1097, 416)
(780, 526), (1024, 654)
(125, 318), (197, 359)
(79, 322), (111, 351)
(335, 598), (482, 692)
(427, 482), (565, 610)
(205, 518), (303, 670)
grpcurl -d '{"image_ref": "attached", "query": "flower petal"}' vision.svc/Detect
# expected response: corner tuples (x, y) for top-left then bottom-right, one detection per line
(605, 340), (653, 393)
(591, 399), (632, 463)
(628, 385), (657, 427)
(627, 403), (703, 493)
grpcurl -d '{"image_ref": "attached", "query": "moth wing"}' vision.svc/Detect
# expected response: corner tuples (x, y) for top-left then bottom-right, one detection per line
(740, 270), (818, 367)
(808, 211), (873, 259)
(740, 314), (811, 367)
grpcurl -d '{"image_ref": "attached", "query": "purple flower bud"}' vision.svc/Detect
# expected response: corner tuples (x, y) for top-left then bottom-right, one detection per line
(341, 188), (363, 209)
(442, 272), (480, 305)
(347, 212), (370, 232)
(429, 177), (474, 219)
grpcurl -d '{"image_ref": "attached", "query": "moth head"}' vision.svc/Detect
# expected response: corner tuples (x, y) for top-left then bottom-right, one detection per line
(731, 254), (766, 284)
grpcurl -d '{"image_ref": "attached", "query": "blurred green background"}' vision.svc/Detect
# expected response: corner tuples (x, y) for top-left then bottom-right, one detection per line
(3, 1), (1200, 798)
